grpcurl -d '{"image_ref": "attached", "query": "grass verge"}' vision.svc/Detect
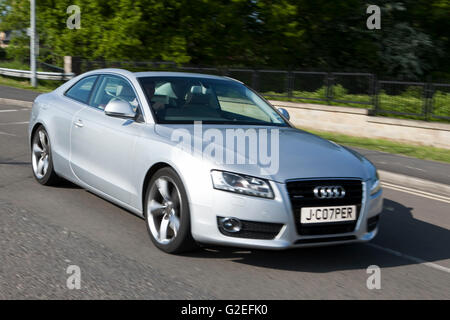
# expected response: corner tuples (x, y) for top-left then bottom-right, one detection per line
(303, 128), (450, 164)
(0, 75), (60, 93)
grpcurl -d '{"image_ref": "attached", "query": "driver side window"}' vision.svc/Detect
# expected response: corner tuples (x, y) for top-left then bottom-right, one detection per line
(90, 75), (139, 112)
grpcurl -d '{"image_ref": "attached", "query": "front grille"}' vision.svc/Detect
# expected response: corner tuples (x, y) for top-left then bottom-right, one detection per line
(286, 179), (363, 236)
(217, 217), (283, 240)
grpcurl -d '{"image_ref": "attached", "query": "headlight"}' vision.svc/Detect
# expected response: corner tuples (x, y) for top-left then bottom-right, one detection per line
(211, 170), (274, 199)
(370, 170), (381, 195)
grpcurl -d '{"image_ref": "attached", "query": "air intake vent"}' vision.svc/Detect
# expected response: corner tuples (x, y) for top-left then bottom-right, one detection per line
(217, 217), (283, 240)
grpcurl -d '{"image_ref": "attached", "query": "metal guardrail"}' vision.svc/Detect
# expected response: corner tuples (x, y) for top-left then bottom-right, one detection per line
(0, 67), (74, 80)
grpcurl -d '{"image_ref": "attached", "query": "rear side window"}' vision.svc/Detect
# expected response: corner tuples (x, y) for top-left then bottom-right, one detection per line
(90, 75), (138, 110)
(65, 76), (98, 104)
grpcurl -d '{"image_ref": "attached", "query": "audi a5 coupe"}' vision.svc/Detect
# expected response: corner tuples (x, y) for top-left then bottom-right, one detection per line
(29, 69), (383, 253)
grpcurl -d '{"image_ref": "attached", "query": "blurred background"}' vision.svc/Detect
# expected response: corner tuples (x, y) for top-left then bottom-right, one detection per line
(0, 0), (449, 122)
(1, 0), (449, 79)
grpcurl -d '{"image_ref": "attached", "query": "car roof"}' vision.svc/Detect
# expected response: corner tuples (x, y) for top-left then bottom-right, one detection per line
(76, 68), (242, 84)
(134, 71), (232, 81)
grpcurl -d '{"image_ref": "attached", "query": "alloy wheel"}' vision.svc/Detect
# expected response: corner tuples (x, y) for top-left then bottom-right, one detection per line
(147, 176), (182, 244)
(32, 130), (50, 179)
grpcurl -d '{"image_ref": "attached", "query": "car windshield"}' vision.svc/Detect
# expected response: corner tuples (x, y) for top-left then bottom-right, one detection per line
(137, 76), (288, 126)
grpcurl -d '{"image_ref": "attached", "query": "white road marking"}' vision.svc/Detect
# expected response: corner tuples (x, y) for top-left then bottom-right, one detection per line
(367, 243), (450, 274)
(0, 131), (16, 136)
(0, 121), (29, 125)
(0, 109), (28, 112)
(382, 181), (450, 204)
(405, 165), (426, 172)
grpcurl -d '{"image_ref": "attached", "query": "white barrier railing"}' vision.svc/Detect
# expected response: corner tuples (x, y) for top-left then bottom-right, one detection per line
(0, 67), (74, 80)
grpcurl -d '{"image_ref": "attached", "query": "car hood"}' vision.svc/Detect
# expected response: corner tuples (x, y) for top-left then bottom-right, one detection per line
(154, 124), (372, 183)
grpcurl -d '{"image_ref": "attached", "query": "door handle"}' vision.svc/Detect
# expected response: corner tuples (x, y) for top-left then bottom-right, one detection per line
(74, 120), (84, 128)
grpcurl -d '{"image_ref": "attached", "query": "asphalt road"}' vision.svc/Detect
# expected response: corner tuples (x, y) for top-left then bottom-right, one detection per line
(0, 100), (449, 299)
(352, 147), (450, 187)
(0, 85), (41, 102)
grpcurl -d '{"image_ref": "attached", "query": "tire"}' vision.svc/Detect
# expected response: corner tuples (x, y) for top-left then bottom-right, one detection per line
(31, 126), (60, 186)
(144, 167), (197, 254)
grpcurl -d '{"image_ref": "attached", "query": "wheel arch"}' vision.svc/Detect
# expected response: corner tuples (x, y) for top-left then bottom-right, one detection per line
(142, 162), (175, 213)
(141, 161), (194, 215)
(30, 122), (45, 147)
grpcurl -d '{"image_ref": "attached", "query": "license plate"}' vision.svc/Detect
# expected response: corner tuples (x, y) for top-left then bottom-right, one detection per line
(300, 205), (357, 224)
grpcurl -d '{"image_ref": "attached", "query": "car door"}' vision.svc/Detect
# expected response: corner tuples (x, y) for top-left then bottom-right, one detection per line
(50, 75), (97, 179)
(69, 74), (144, 204)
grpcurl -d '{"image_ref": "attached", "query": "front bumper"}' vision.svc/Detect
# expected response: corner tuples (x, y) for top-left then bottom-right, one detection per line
(190, 180), (383, 249)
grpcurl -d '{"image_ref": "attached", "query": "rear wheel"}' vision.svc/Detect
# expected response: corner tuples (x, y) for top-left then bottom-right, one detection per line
(144, 167), (197, 253)
(31, 126), (60, 185)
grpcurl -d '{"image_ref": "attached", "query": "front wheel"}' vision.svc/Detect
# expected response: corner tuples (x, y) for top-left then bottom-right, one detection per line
(144, 167), (197, 254)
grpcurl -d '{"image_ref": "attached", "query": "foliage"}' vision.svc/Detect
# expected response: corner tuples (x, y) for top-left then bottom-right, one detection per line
(0, 59), (31, 69)
(0, 74), (60, 91)
(0, 46), (6, 59)
(0, 0), (448, 79)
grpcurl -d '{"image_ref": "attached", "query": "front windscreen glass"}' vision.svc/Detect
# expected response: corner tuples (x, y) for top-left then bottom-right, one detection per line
(138, 76), (288, 126)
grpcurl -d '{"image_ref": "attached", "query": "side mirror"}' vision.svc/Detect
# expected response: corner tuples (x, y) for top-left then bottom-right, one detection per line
(278, 107), (290, 120)
(104, 99), (136, 119)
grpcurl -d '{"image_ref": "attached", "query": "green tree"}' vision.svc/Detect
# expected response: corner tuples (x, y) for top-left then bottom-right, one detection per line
(0, 0), (448, 80)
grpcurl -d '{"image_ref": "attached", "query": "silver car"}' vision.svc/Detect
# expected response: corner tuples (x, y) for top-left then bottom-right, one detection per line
(29, 69), (383, 253)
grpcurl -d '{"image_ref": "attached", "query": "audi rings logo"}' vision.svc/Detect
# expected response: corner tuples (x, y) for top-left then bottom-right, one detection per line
(313, 186), (346, 199)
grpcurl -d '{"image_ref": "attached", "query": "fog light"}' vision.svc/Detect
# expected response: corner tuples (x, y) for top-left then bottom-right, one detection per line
(219, 217), (242, 233)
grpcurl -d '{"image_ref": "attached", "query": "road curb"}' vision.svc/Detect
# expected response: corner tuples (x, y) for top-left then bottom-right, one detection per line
(0, 98), (33, 108)
(379, 170), (450, 198)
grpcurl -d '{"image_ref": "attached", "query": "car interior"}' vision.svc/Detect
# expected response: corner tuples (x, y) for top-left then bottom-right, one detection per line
(139, 77), (281, 124)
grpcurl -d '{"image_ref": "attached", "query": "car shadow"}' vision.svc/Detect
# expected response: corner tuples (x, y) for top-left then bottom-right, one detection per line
(183, 198), (450, 273)
(33, 177), (82, 189)
(53, 179), (82, 189)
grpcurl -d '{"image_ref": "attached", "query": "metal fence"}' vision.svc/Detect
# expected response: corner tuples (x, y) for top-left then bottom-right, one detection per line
(430, 83), (450, 121)
(375, 81), (428, 118)
(2, 56), (449, 121)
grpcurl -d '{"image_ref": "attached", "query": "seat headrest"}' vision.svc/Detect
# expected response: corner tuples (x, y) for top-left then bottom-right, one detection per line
(185, 92), (210, 106)
(190, 85), (204, 94)
(155, 82), (178, 98)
